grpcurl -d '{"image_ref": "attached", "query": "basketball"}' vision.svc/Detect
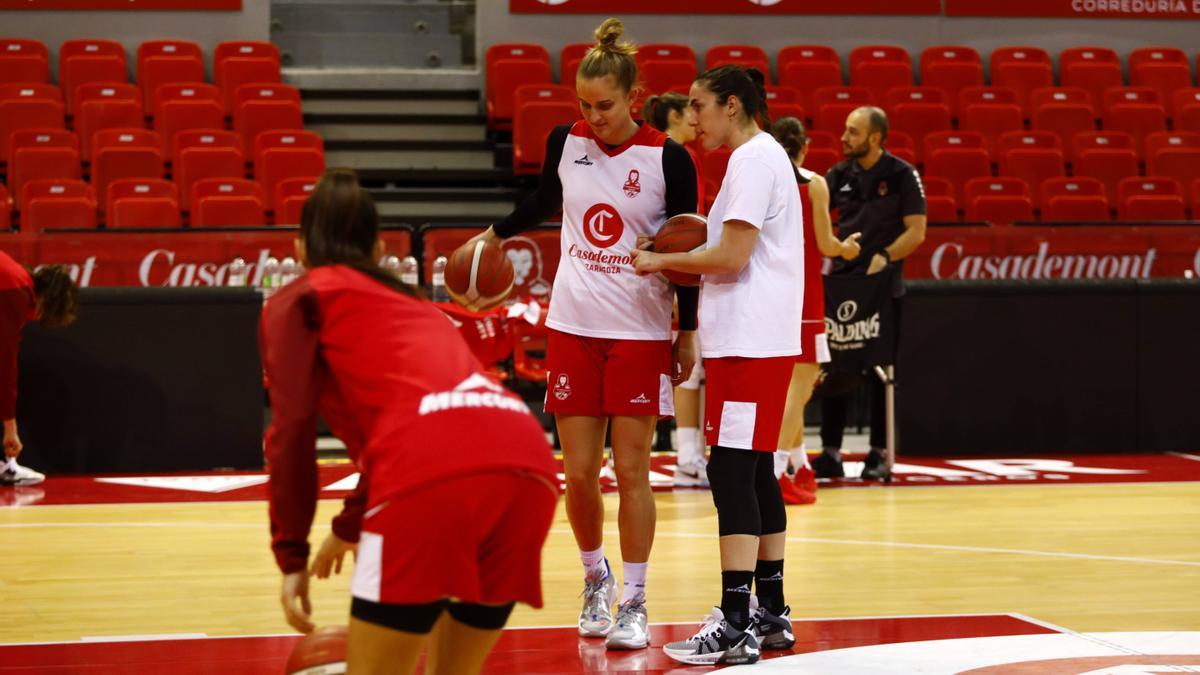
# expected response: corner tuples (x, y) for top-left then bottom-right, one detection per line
(445, 238), (516, 312)
(653, 213), (707, 286)
(285, 625), (348, 675)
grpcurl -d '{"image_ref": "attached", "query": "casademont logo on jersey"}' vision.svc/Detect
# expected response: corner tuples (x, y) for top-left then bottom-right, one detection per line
(570, 203), (632, 276)
(418, 373), (531, 416)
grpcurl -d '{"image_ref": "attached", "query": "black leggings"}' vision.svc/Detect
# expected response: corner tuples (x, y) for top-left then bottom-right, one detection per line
(706, 446), (787, 537)
(351, 597), (515, 634)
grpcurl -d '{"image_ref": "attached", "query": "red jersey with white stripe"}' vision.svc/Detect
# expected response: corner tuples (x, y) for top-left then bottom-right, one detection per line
(549, 120), (675, 340)
(798, 166), (825, 324)
(259, 265), (556, 573)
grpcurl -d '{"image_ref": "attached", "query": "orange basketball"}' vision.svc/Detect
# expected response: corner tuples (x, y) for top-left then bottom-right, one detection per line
(285, 625), (348, 675)
(445, 238), (516, 312)
(653, 213), (707, 286)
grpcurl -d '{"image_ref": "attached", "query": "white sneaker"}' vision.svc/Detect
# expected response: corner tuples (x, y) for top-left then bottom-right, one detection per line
(605, 593), (649, 650)
(578, 560), (617, 637)
(599, 456), (617, 483)
(662, 606), (761, 666)
(1, 460), (45, 487)
(673, 458), (709, 488)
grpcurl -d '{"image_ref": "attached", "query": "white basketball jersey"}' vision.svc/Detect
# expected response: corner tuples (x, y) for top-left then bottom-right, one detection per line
(546, 121), (674, 340)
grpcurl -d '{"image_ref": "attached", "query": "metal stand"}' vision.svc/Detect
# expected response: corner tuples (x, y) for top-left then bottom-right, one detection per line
(873, 364), (896, 483)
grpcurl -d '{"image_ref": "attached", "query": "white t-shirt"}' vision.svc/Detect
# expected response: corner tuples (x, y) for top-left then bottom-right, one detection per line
(547, 121), (675, 340)
(699, 132), (804, 358)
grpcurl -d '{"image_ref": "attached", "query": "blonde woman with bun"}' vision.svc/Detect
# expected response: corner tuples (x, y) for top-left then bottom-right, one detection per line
(470, 18), (700, 651)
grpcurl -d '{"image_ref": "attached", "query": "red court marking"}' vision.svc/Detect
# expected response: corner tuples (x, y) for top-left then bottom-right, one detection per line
(3, 454), (1197, 508)
(0, 614), (1056, 674)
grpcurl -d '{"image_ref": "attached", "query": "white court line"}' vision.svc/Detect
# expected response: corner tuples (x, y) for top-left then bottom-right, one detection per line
(548, 528), (1200, 568)
(1168, 451), (1200, 462)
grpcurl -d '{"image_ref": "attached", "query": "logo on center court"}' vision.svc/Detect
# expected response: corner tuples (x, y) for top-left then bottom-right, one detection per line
(623, 169), (641, 198)
(582, 203), (625, 249)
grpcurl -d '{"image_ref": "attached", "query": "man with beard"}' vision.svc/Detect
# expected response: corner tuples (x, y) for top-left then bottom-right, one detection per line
(815, 106), (926, 481)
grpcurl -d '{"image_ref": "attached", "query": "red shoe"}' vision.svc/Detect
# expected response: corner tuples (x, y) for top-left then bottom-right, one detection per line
(794, 465), (818, 493)
(779, 474), (816, 505)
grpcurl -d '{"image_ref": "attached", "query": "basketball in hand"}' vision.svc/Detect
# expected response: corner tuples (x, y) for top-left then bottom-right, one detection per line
(652, 213), (707, 286)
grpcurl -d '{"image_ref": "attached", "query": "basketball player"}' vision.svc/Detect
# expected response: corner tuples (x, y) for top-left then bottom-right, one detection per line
(467, 18), (700, 652)
(632, 65), (803, 666)
(262, 170), (558, 675)
(642, 91), (708, 488)
(770, 117), (862, 505)
(0, 251), (77, 487)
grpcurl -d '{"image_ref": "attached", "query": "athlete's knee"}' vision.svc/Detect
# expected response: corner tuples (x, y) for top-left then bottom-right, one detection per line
(708, 446), (762, 537)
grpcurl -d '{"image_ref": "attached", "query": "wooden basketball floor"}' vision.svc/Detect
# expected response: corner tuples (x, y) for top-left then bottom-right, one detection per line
(1, 456), (1199, 672)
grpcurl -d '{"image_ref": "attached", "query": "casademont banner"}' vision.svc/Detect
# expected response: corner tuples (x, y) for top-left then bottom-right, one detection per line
(1, 225), (1197, 288)
(509, 0), (939, 14)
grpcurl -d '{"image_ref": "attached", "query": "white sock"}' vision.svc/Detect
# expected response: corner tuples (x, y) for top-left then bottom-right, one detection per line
(676, 426), (698, 466)
(792, 443), (811, 470)
(580, 546), (607, 580)
(773, 450), (790, 480)
(621, 561), (648, 604)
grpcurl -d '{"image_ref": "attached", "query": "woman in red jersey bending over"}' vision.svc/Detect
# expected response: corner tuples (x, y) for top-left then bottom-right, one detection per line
(470, 18), (699, 652)
(633, 65), (803, 666)
(770, 116), (861, 505)
(261, 170), (558, 675)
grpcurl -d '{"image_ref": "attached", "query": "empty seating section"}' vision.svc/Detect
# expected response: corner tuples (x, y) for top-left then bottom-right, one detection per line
(0, 37), (324, 228)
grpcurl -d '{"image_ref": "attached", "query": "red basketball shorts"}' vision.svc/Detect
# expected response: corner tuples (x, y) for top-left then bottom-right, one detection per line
(703, 356), (794, 451)
(350, 470), (558, 608)
(544, 328), (673, 417)
(795, 321), (831, 365)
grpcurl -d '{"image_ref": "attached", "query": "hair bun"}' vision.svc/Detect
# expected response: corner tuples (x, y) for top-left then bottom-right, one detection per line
(594, 17), (624, 48)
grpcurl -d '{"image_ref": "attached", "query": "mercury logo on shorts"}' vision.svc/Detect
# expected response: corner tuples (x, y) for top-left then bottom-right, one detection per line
(623, 169), (642, 198)
(629, 392), (650, 404)
(582, 203), (625, 249)
(553, 373), (572, 400)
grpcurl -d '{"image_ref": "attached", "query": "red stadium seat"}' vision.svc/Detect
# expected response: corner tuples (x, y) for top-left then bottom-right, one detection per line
(1148, 147), (1200, 196)
(8, 129), (81, 208)
(1030, 86), (1093, 110)
(176, 145), (245, 211)
(59, 39), (128, 113)
(813, 86), (873, 108)
(990, 47), (1053, 117)
(173, 128), (240, 160)
(1075, 147), (1139, 204)
(1073, 130), (1135, 156)
(487, 59), (553, 131)
(705, 44), (769, 74)
(0, 92), (65, 165)
(814, 103), (858, 133)
(997, 130), (1061, 155)
(274, 176), (318, 225)
(925, 147), (991, 200)
(560, 57), (583, 87)
(1059, 47), (1123, 108)
(136, 40), (204, 106)
(887, 130), (914, 154)
(1121, 194), (1187, 221)
(1044, 194), (1110, 221)
(0, 39), (50, 85)
(214, 41), (281, 113)
(922, 175), (955, 198)
(885, 86), (946, 110)
(850, 45), (914, 104)
(106, 178), (180, 228)
(156, 97), (225, 162)
(75, 94), (143, 159)
(640, 59), (698, 95)
(1192, 178), (1200, 218)
(923, 130), (986, 164)
(232, 82), (300, 108)
(72, 81), (141, 122)
(960, 103), (1023, 159)
(999, 147), (1065, 208)
(1100, 86), (1160, 114)
(253, 129), (323, 162)
(891, 102), (951, 162)
(21, 179), (96, 231)
(766, 86), (801, 104)
(967, 195), (1034, 225)
(1032, 103), (1096, 162)
(0, 82), (61, 103)
(513, 101), (579, 175)
(1145, 130), (1200, 158)
(1041, 175), (1106, 205)
(191, 177), (265, 227)
(1103, 103), (1168, 158)
(0, 184), (9, 229)
(1170, 88), (1200, 128)
(91, 128), (164, 209)
(1129, 47), (1193, 115)
(778, 46), (843, 113)
(964, 175), (1030, 203)
(485, 43), (550, 69)
(514, 83), (575, 108)
(151, 82), (220, 118)
(922, 175), (959, 221)
(920, 46), (982, 117)
(560, 42), (592, 80)
(256, 146), (325, 211)
(959, 86), (1019, 110)
(639, 43), (696, 65)
(806, 130), (839, 152)
(233, 96), (303, 154)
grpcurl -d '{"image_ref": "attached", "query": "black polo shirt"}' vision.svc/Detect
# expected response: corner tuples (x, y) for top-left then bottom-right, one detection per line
(825, 150), (926, 285)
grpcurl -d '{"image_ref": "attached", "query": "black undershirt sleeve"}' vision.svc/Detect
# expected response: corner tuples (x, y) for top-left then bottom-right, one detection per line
(493, 124), (570, 238)
(662, 139), (700, 332)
